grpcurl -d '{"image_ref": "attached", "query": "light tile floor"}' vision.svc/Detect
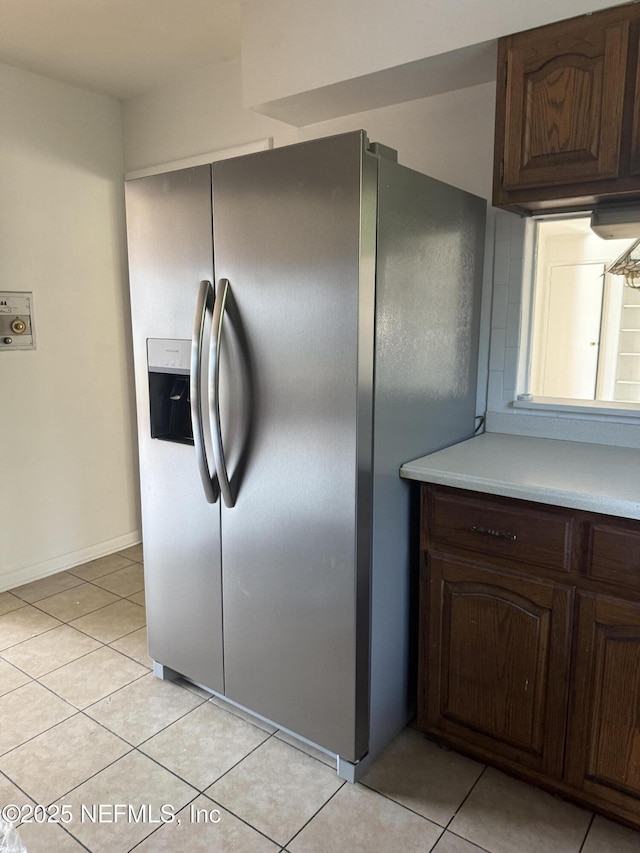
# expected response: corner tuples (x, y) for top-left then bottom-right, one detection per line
(1, 546), (639, 852)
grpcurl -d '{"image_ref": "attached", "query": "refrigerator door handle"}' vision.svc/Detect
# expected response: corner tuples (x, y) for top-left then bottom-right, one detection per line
(190, 279), (219, 504)
(210, 277), (253, 510)
(210, 278), (235, 508)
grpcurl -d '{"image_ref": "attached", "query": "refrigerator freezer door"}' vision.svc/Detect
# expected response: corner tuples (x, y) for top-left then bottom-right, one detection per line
(125, 167), (225, 693)
(212, 132), (374, 760)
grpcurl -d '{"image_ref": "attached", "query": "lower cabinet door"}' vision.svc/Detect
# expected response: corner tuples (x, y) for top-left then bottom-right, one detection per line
(566, 592), (640, 817)
(418, 553), (574, 777)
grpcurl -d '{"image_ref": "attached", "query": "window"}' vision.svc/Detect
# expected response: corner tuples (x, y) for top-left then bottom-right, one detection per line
(523, 215), (640, 409)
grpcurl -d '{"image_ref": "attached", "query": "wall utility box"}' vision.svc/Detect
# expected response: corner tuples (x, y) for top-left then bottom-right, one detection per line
(0, 292), (36, 350)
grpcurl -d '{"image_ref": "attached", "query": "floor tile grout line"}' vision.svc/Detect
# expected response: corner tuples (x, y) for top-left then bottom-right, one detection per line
(9, 575), (86, 606)
(0, 682), (82, 761)
(64, 727), (208, 813)
(271, 731), (336, 769)
(130, 744), (210, 791)
(444, 762), (488, 831)
(104, 644), (152, 672)
(5, 548), (141, 599)
(0, 767), (37, 808)
(281, 777), (347, 849)
(27, 586), (144, 628)
(357, 778), (452, 831)
(81, 572), (145, 599)
(578, 812), (596, 853)
(2, 637), (109, 681)
(11, 558), (139, 604)
(0, 603), (29, 619)
(206, 697), (278, 737)
(0, 656), (35, 690)
(29, 598), (146, 644)
(62, 743), (140, 805)
(184, 728), (281, 793)
(1, 616), (149, 682)
(0, 707), (79, 763)
(0, 619), (66, 655)
(125, 786), (284, 853)
(66, 553), (141, 579)
(11, 737), (140, 809)
(24, 594), (119, 624)
(199, 786), (301, 849)
(32, 664), (150, 720)
(3, 556), (140, 604)
(59, 825), (92, 853)
(440, 827), (494, 853)
(124, 790), (204, 852)
(85, 685), (209, 752)
(129, 692), (338, 788)
(19, 563), (135, 595)
(133, 698), (267, 754)
(1, 568), (145, 648)
(63, 615), (147, 647)
(0, 682), (34, 703)
(124, 736), (316, 850)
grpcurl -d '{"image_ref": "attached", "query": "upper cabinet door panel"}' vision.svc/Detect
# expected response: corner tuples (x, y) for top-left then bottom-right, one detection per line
(502, 20), (628, 190)
(629, 32), (640, 176)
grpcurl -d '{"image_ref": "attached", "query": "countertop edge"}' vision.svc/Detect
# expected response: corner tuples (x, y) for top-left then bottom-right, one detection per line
(400, 433), (640, 521)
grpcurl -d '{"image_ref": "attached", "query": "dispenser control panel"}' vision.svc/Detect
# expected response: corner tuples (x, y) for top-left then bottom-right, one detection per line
(147, 338), (190, 375)
(0, 292), (36, 350)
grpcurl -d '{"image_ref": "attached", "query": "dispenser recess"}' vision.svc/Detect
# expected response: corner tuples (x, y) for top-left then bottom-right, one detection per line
(147, 338), (194, 445)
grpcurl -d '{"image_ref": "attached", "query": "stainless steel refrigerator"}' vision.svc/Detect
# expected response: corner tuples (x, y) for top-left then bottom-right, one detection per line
(125, 130), (485, 781)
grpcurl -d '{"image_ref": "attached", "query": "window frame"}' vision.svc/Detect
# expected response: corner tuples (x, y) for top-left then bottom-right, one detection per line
(514, 212), (640, 419)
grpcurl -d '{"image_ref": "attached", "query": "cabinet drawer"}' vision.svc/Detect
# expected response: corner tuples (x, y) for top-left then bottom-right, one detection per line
(426, 488), (574, 573)
(588, 524), (640, 591)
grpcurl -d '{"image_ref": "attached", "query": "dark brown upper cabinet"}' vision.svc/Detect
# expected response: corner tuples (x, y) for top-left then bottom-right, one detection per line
(494, 3), (640, 213)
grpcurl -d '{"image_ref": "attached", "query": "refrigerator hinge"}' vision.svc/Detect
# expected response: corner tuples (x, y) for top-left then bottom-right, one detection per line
(367, 141), (398, 163)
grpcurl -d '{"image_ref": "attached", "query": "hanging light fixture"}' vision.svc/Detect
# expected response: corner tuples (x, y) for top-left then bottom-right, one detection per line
(607, 238), (640, 288)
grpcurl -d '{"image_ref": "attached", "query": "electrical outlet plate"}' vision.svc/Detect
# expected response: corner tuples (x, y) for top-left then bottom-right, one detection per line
(0, 292), (36, 350)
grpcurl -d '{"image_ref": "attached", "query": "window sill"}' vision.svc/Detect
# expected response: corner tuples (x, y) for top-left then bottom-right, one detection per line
(512, 396), (640, 420)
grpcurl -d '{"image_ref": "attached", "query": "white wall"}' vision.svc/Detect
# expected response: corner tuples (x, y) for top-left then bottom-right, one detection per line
(241, 0), (619, 118)
(122, 61), (299, 175)
(123, 59), (495, 202)
(0, 63), (140, 591)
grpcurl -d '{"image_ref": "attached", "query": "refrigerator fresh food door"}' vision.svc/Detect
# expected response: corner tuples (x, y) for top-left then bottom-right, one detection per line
(125, 166), (225, 693)
(212, 131), (375, 761)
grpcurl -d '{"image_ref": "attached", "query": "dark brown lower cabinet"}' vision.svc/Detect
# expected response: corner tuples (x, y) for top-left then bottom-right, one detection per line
(566, 593), (640, 819)
(417, 483), (640, 830)
(421, 555), (573, 778)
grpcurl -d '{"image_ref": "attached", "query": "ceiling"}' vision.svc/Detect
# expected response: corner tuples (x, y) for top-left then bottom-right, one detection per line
(0, 0), (241, 100)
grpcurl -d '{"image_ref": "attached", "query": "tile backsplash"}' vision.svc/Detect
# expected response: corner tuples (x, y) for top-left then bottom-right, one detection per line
(487, 210), (526, 414)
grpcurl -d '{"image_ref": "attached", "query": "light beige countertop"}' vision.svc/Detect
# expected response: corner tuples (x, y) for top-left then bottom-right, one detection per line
(400, 431), (640, 520)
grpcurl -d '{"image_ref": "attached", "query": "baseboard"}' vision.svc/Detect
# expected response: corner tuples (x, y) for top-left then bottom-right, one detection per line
(0, 530), (142, 593)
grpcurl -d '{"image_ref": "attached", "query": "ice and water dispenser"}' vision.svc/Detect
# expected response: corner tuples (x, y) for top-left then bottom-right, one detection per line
(147, 339), (194, 445)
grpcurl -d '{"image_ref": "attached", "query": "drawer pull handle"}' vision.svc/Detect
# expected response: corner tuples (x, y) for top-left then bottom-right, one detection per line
(470, 525), (517, 541)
